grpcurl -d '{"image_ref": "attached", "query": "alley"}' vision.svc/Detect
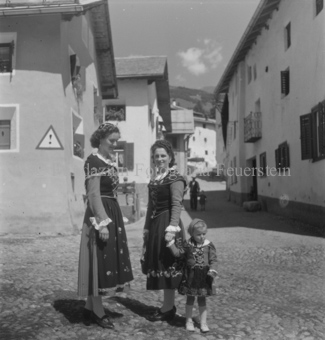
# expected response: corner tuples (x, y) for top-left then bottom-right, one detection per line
(0, 176), (324, 340)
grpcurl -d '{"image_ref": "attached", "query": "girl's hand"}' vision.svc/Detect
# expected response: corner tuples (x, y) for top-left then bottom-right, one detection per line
(99, 227), (109, 241)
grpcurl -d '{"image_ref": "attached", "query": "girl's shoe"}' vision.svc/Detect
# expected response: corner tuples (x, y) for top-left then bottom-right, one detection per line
(186, 319), (195, 331)
(200, 323), (210, 333)
(91, 312), (114, 329)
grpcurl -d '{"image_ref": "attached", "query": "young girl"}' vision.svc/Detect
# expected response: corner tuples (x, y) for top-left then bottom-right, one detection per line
(166, 218), (218, 332)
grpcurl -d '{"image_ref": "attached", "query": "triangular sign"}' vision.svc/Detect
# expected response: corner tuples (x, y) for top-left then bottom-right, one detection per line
(36, 125), (64, 150)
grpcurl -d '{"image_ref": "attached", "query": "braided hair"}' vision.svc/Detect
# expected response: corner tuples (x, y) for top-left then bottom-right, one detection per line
(90, 123), (120, 148)
(150, 139), (175, 167)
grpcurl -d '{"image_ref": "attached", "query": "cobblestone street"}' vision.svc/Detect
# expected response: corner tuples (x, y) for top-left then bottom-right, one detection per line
(1, 180), (324, 340)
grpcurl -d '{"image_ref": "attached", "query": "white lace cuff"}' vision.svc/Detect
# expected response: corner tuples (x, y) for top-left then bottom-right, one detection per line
(143, 229), (149, 235)
(208, 269), (218, 277)
(89, 217), (112, 231)
(165, 225), (181, 233)
(166, 239), (175, 247)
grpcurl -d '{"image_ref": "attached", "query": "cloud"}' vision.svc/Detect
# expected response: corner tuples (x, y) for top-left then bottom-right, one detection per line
(175, 74), (186, 83)
(178, 39), (223, 76)
(177, 48), (207, 76)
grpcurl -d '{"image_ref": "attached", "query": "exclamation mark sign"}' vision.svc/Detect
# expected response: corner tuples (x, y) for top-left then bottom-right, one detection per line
(49, 134), (52, 145)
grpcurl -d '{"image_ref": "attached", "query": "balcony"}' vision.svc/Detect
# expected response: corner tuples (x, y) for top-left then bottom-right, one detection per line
(244, 111), (262, 143)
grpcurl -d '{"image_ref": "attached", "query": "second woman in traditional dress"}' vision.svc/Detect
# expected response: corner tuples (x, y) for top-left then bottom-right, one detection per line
(142, 140), (187, 321)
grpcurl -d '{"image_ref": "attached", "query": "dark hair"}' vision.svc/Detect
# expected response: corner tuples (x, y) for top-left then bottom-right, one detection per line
(150, 139), (175, 167)
(90, 123), (120, 148)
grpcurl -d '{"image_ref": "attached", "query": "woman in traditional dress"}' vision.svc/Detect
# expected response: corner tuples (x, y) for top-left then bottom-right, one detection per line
(142, 140), (187, 322)
(78, 123), (133, 329)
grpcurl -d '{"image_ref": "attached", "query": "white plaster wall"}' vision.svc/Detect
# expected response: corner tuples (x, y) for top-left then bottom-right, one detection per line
(228, 0), (325, 206)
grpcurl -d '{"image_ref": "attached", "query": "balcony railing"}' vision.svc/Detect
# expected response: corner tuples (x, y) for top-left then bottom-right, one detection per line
(244, 111), (262, 143)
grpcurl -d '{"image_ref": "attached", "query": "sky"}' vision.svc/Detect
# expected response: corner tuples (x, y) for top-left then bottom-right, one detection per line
(108, 0), (260, 90)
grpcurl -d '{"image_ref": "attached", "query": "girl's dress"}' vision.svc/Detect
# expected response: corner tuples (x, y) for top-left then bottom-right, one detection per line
(142, 169), (187, 290)
(169, 237), (218, 296)
(78, 153), (133, 297)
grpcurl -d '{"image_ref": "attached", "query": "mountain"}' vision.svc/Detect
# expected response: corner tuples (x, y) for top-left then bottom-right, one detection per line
(169, 85), (215, 117)
(201, 86), (215, 94)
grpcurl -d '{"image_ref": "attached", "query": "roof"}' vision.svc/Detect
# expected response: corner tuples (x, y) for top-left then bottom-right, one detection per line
(115, 56), (168, 79)
(168, 107), (194, 135)
(214, 0), (281, 98)
(0, 0), (118, 100)
(194, 116), (216, 125)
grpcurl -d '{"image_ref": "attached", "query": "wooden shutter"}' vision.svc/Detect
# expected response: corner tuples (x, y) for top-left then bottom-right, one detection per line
(125, 143), (134, 171)
(80, 66), (86, 91)
(284, 143), (290, 168)
(281, 70), (290, 95)
(300, 113), (313, 160)
(318, 102), (325, 156)
(0, 120), (10, 149)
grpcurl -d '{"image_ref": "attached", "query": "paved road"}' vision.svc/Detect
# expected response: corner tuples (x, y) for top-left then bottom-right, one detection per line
(0, 177), (324, 340)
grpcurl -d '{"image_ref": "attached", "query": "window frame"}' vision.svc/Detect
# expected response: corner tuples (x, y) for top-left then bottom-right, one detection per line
(300, 101), (325, 162)
(284, 22), (291, 50)
(316, 0), (324, 16)
(281, 68), (290, 97)
(259, 152), (267, 177)
(0, 105), (19, 153)
(275, 141), (290, 171)
(0, 33), (17, 76)
(105, 104), (126, 122)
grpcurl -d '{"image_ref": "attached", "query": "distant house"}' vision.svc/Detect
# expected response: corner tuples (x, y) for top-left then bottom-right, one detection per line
(103, 56), (171, 204)
(214, 0), (325, 229)
(166, 102), (194, 177)
(188, 112), (217, 170)
(0, 0), (117, 234)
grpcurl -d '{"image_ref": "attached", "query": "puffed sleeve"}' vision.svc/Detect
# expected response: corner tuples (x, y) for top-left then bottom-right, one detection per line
(169, 180), (185, 227)
(208, 242), (218, 272)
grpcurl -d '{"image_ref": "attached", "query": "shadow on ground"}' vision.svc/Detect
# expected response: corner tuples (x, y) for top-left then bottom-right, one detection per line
(184, 186), (324, 238)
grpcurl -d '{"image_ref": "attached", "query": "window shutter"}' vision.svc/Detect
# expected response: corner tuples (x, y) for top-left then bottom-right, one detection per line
(281, 70), (289, 95)
(70, 55), (77, 78)
(300, 113), (313, 160)
(318, 102), (325, 156)
(284, 143), (290, 168)
(125, 143), (134, 171)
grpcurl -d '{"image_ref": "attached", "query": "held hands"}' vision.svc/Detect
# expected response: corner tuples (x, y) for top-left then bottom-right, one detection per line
(207, 270), (218, 278)
(143, 229), (149, 244)
(99, 226), (109, 241)
(165, 231), (176, 242)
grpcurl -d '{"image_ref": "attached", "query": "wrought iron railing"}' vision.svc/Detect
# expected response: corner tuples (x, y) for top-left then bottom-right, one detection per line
(244, 111), (262, 143)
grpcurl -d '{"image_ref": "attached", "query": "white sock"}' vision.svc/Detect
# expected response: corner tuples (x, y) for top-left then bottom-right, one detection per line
(199, 306), (207, 325)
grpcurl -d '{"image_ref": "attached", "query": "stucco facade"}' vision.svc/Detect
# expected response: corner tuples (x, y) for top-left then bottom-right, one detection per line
(215, 0), (325, 229)
(0, 3), (117, 234)
(188, 116), (217, 169)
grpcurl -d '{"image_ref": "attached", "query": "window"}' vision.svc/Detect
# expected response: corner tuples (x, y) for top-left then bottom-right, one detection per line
(0, 105), (19, 152)
(300, 101), (325, 161)
(72, 110), (84, 159)
(204, 137), (207, 143)
(203, 123), (206, 128)
(193, 136), (195, 141)
(259, 152), (267, 176)
(281, 69), (290, 96)
(233, 157), (237, 183)
(275, 142), (290, 171)
(0, 120), (10, 149)
(115, 141), (134, 171)
(93, 86), (102, 123)
(247, 65), (252, 84)
(70, 53), (85, 100)
(205, 150), (208, 155)
(285, 22), (291, 50)
(167, 136), (178, 150)
(316, 0), (323, 16)
(0, 42), (14, 73)
(105, 105), (126, 121)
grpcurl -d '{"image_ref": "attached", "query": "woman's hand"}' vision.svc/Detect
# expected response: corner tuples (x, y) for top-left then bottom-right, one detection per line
(99, 227), (109, 241)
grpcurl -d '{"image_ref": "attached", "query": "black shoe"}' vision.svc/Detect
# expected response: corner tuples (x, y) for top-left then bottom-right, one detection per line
(147, 306), (176, 322)
(82, 308), (92, 326)
(91, 312), (114, 329)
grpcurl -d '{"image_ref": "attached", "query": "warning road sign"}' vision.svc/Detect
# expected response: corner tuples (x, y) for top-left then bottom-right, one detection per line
(36, 125), (64, 150)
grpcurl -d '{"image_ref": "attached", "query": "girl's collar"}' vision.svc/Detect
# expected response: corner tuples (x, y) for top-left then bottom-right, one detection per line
(188, 238), (210, 247)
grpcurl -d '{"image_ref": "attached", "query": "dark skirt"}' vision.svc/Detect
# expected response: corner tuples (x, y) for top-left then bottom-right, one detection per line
(78, 197), (134, 297)
(143, 210), (185, 290)
(178, 265), (215, 297)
